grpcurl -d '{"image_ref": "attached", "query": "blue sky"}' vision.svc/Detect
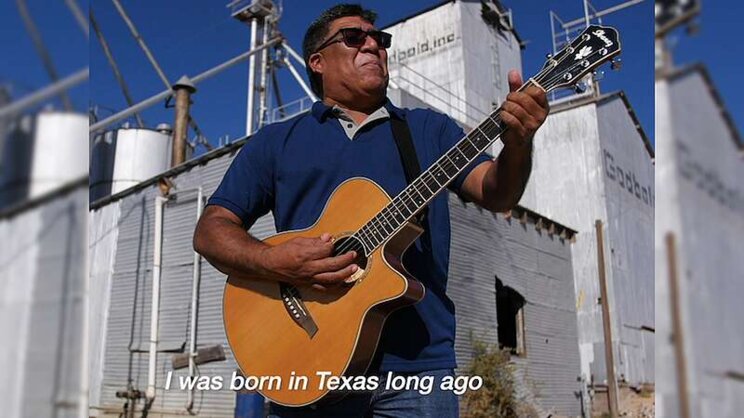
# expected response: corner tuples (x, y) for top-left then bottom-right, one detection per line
(664, 2), (744, 144)
(12, 1), (739, 154)
(84, 0), (658, 153)
(0, 0), (88, 110)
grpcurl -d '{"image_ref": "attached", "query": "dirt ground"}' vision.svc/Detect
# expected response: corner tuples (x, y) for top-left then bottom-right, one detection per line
(592, 385), (655, 417)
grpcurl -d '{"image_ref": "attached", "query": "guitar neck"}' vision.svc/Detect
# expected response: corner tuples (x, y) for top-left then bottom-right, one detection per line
(352, 82), (536, 255)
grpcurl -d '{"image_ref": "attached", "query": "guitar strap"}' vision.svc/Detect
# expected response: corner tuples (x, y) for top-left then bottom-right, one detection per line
(390, 116), (428, 229)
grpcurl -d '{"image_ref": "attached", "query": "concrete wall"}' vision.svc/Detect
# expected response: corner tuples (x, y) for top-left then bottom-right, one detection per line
(520, 94), (655, 388)
(384, 0), (521, 131)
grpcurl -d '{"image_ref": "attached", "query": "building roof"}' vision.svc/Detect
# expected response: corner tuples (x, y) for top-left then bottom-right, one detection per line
(660, 63), (743, 151)
(380, 0), (525, 48)
(548, 90), (655, 159)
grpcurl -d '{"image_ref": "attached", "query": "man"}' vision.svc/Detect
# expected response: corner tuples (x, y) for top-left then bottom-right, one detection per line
(194, 4), (548, 417)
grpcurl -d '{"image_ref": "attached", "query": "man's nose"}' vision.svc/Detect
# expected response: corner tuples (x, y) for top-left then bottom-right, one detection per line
(360, 33), (380, 53)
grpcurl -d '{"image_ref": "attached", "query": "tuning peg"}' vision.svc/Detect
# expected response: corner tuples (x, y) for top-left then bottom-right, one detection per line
(546, 53), (553, 59)
(610, 58), (622, 71)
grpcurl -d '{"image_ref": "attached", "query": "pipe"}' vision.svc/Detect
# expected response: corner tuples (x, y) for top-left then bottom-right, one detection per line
(282, 42), (307, 67)
(246, 18), (259, 135)
(186, 187), (203, 413)
(90, 8), (144, 127)
(16, 0), (73, 110)
(0, 68), (88, 119)
(282, 56), (318, 102)
(65, 0), (88, 37)
(146, 195), (168, 401)
(111, 0), (171, 89)
(258, 20), (271, 128)
(89, 38), (280, 133)
(172, 79), (196, 167)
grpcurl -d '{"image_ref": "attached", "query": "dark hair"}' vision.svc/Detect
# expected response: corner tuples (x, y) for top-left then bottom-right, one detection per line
(302, 4), (378, 97)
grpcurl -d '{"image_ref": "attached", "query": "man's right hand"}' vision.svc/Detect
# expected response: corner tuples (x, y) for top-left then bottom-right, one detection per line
(261, 233), (358, 289)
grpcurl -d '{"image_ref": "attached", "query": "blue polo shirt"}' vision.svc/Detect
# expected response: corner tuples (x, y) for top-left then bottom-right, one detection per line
(208, 100), (491, 372)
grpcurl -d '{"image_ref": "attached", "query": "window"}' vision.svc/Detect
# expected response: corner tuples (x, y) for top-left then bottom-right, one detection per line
(495, 277), (526, 356)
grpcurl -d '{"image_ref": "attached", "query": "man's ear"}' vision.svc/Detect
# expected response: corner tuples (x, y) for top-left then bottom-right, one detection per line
(308, 52), (324, 77)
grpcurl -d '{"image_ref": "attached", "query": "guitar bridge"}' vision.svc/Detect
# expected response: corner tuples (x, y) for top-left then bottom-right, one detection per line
(279, 283), (318, 338)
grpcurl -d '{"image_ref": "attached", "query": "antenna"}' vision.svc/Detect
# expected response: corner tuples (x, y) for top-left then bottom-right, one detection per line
(549, 0), (643, 102)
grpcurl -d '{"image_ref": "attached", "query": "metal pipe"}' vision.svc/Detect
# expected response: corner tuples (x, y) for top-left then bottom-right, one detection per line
(65, 0), (88, 37)
(563, 0), (645, 28)
(90, 8), (144, 127)
(0, 68), (88, 119)
(246, 18), (259, 135)
(16, 0), (73, 110)
(282, 56), (318, 102)
(258, 20), (271, 128)
(146, 195), (168, 401)
(186, 188), (203, 413)
(172, 79), (196, 167)
(282, 42), (307, 67)
(111, 0), (171, 89)
(89, 39), (280, 133)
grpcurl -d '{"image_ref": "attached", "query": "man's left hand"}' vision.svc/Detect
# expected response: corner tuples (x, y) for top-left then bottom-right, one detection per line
(500, 70), (549, 150)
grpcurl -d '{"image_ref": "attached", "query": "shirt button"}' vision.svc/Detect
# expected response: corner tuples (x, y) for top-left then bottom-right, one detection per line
(347, 124), (353, 128)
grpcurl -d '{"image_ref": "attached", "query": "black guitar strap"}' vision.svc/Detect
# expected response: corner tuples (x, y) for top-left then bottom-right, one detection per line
(390, 116), (428, 228)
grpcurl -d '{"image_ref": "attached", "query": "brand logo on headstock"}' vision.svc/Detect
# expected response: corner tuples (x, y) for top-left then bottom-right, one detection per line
(574, 46), (593, 60)
(592, 29), (614, 47)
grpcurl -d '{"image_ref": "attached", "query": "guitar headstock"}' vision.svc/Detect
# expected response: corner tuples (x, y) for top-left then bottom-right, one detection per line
(533, 25), (621, 93)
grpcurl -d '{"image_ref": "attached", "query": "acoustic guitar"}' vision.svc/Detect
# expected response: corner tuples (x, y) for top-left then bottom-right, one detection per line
(223, 25), (621, 407)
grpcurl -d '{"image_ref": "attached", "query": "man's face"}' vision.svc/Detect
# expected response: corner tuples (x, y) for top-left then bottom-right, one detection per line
(310, 16), (389, 100)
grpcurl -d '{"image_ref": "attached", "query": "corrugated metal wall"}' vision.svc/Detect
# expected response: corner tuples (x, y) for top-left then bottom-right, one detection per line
(655, 67), (744, 418)
(93, 149), (277, 417)
(449, 195), (581, 417)
(0, 183), (87, 418)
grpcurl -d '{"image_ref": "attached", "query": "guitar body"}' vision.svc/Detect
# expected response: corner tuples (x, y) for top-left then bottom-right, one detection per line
(223, 178), (425, 407)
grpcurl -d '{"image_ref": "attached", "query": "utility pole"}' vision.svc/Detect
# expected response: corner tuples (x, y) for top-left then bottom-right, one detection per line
(596, 220), (619, 417)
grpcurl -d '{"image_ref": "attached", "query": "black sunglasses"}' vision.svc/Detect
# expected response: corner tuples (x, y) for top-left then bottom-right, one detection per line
(315, 27), (392, 53)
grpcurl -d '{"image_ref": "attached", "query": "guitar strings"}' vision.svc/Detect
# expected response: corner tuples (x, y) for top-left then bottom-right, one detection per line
(334, 48), (584, 256)
(334, 39), (610, 257)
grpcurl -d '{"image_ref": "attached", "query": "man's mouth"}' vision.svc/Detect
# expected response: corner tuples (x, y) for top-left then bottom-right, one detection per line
(360, 61), (383, 70)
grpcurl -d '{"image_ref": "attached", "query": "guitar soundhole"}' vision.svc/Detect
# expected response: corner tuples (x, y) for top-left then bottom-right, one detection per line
(333, 236), (369, 271)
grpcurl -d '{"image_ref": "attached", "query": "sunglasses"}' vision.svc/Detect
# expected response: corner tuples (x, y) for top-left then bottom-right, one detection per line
(315, 27), (392, 53)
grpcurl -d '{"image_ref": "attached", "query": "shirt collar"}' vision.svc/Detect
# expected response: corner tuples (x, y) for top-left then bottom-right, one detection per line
(310, 98), (406, 122)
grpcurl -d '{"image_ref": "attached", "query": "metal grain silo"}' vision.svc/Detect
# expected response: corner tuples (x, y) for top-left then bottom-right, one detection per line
(0, 111), (87, 209)
(90, 125), (172, 202)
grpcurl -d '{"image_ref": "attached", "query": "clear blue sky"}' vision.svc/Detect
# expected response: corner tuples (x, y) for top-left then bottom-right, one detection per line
(19, 1), (743, 155)
(0, 0), (88, 110)
(664, 2), (744, 146)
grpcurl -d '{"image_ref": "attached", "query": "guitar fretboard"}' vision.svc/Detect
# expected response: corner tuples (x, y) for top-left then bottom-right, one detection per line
(353, 110), (506, 254)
